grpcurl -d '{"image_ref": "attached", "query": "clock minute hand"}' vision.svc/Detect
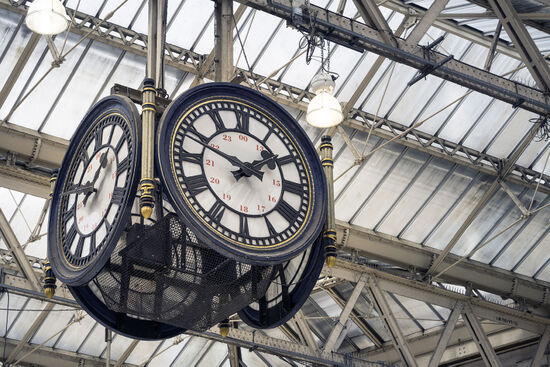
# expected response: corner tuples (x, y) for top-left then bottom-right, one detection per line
(185, 134), (264, 180)
(232, 151), (278, 181)
(62, 183), (96, 196)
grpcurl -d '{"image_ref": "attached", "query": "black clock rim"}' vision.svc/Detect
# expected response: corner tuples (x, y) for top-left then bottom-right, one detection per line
(48, 95), (141, 286)
(237, 234), (325, 329)
(157, 82), (327, 265)
(68, 284), (185, 340)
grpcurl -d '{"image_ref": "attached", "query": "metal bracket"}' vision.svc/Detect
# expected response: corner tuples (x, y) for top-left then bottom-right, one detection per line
(408, 53), (454, 87)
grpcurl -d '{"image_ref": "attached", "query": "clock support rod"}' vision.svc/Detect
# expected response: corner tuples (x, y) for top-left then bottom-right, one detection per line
(320, 136), (337, 267)
(139, 0), (168, 219)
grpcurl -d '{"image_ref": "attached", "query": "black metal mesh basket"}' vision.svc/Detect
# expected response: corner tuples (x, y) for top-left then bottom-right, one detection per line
(91, 213), (275, 331)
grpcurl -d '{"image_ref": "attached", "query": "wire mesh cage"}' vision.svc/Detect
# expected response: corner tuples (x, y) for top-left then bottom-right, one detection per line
(90, 213), (276, 331)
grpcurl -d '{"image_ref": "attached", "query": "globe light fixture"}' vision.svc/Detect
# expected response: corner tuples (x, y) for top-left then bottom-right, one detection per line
(306, 72), (343, 128)
(25, 0), (68, 35)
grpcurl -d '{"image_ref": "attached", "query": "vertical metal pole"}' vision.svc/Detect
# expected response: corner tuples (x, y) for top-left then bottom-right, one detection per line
(139, 0), (160, 219)
(320, 136), (336, 267)
(155, 0), (168, 96)
(214, 0), (234, 82)
(105, 328), (112, 367)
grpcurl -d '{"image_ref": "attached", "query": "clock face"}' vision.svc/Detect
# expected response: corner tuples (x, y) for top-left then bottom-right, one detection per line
(239, 234), (325, 328)
(48, 96), (140, 286)
(157, 83), (327, 263)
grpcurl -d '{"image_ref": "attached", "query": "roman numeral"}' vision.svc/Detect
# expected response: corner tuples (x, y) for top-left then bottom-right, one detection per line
(178, 151), (202, 164)
(187, 125), (209, 143)
(235, 110), (250, 133)
(117, 157), (130, 175)
(80, 149), (90, 165)
(283, 180), (304, 196)
(63, 204), (76, 223)
(93, 127), (103, 152)
(111, 187), (125, 204)
(208, 110), (226, 131)
(239, 215), (249, 236)
(265, 217), (277, 237)
(74, 236), (85, 257)
(89, 235), (96, 254)
(277, 155), (294, 166)
(64, 223), (77, 247)
(277, 264), (291, 310)
(277, 200), (298, 223)
(209, 200), (225, 222)
(106, 125), (115, 145)
(186, 175), (209, 195)
(114, 136), (125, 153)
(262, 129), (272, 144)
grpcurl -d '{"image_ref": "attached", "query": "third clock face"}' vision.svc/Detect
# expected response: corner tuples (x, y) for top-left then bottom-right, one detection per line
(172, 100), (310, 248)
(158, 83), (327, 263)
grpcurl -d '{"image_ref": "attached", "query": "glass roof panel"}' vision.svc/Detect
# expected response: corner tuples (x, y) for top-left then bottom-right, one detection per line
(335, 142), (405, 223)
(351, 149), (430, 228)
(165, 0), (213, 51)
(99, 0), (144, 28)
(53, 315), (96, 352)
(41, 41), (122, 139)
(30, 305), (75, 347)
(77, 323), (109, 356)
(196, 341), (227, 367)
(400, 166), (478, 244)
(425, 174), (493, 251)
(0, 293), (29, 334)
(6, 298), (46, 340)
(486, 108), (536, 160)
(125, 339), (163, 365)
(377, 157), (452, 236)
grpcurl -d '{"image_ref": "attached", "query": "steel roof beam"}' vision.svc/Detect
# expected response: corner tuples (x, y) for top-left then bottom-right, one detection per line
(233, 0), (550, 116)
(0, 208), (41, 290)
(324, 276), (366, 352)
(335, 220), (550, 311)
(406, 0), (449, 45)
(365, 276), (417, 366)
(326, 288), (384, 348)
(427, 301), (464, 367)
(0, 336), (139, 367)
(487, 0), (550, 91)
(531, 326), (550, 367)
(326, 259), (550, 335)
(351, 0), (395, 45)
(461, 303), (502, 366)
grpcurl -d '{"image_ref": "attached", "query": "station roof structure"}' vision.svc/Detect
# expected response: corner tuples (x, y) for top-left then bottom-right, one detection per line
(1, 0), (550, 365)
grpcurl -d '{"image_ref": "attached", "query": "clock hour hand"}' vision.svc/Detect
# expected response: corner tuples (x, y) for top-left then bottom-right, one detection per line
(185, 134), (264, 180)
(232, 150), (278, 181)
(62, 182), (96, 196)
(83, 152), (109, 206)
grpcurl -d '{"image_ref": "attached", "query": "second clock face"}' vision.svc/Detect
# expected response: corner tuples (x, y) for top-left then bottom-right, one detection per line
(158, 83), (327, 263)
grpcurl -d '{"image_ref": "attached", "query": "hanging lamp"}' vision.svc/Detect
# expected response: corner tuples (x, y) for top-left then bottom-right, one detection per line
(306, 72), (343, 128)
(25, 0), (68, 35)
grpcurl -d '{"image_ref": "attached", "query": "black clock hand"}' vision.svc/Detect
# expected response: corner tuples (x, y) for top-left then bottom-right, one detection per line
(232, 150), (278, 181)
(185, 134), (264, 180)
(62, 183), (96, 196)
(83, 152), (109, 206)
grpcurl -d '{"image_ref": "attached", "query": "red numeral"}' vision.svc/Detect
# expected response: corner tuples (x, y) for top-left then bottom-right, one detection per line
(238, 135), (248, 142)
(268, 195), (276, 202)
(257, 204), (266, 212)
(87, 165), (93, 173)
(272, 179), (280, 187)
(240, 205), (248, 213)
(206, 159), (215, 166)
(256, 145), (264, 151)
(223, 134), (232, 142)
(108, 192), (113, 200)
(210, 143), (220, 149)
(209, 177), (220, 184)
(223, 193), (231, 200)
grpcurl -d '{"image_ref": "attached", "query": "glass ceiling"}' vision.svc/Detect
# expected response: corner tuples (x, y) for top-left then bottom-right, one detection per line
(0, 0), (549, 364)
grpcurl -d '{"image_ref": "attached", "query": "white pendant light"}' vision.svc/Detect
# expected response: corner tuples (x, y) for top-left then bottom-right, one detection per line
(25, 0), (68, 35)
(306, 72), (343, 128)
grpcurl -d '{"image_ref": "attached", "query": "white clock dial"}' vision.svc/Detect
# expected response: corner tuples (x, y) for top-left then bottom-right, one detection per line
(60, 117), (132, 267)
(171, 101), (311, 248)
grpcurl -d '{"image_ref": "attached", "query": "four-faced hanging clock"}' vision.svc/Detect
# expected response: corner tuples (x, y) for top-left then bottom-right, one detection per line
(157, 83), (327, 263)
(48, 95), (140, 285)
